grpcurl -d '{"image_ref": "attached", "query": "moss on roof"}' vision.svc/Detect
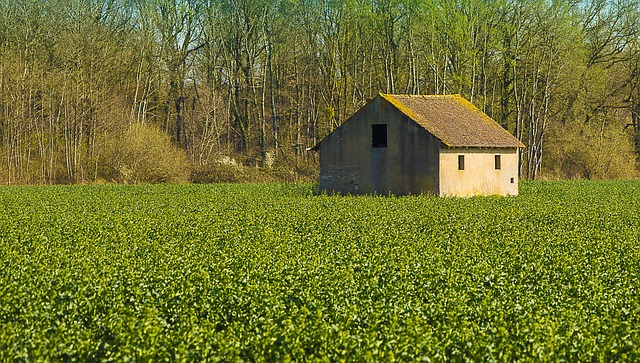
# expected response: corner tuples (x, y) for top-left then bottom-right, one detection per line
(380, 93), (524, 148)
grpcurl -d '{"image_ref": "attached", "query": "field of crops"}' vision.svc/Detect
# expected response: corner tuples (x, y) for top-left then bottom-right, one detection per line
(1, 181), (639, 361)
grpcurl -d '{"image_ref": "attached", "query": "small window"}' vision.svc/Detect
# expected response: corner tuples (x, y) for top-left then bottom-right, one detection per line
(495, 155), (501, 170)
(510, 177), (515, 184)
(458, 155), (465, 170)
(371, 124), (387, 148)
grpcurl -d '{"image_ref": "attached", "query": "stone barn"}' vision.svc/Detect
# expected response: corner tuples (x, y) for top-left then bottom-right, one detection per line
(310, 94), (525, 196)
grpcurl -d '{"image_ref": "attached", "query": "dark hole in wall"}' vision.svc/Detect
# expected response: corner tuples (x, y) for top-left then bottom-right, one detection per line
(371, 124), (387, 148)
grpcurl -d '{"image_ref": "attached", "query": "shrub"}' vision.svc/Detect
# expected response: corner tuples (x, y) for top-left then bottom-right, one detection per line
(190, 156), (318, 184)
(542, 121), (639, 179)
(101, 123), (189, 183)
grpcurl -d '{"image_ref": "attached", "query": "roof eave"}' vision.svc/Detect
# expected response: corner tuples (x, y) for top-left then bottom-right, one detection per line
(442, 143), (525, 149)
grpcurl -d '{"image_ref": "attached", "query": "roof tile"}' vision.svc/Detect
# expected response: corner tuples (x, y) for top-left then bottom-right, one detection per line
(381, 93), (524, 148)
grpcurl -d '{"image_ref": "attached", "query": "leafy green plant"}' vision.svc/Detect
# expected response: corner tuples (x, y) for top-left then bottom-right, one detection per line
(0, 181), (639, 361)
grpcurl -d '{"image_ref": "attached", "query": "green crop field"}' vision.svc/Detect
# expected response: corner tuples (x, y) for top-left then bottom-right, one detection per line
(1, 181), (639, 362)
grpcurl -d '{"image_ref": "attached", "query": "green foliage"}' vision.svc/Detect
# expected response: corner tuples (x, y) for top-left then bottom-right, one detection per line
(2, 0), (640, 183)
(1, 181), (639, 361)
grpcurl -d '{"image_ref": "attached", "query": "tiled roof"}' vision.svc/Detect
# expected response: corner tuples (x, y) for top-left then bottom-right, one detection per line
(381, 94), (525, 148)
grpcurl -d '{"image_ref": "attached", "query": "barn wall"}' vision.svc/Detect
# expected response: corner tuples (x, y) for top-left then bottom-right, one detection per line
(389, 107), (440, 195)
(439, 148), (519, 196)
(318, 96), (440, 195)
(317, 97), (382, 194)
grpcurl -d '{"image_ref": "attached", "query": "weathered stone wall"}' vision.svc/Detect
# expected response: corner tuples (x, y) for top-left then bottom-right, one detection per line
(388, 104), (440, 195)
(317, 98), (382, 195)
(318, 97), (440, 195)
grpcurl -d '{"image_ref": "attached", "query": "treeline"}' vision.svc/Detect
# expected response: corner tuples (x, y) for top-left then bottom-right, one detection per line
(1, 0), (639, 184)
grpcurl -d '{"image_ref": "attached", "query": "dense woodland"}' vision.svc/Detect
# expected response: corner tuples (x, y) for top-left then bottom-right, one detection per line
(1, 0), (639, 184)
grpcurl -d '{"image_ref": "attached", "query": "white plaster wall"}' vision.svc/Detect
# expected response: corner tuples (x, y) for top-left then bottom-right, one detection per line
(439, 148), (519, 196)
